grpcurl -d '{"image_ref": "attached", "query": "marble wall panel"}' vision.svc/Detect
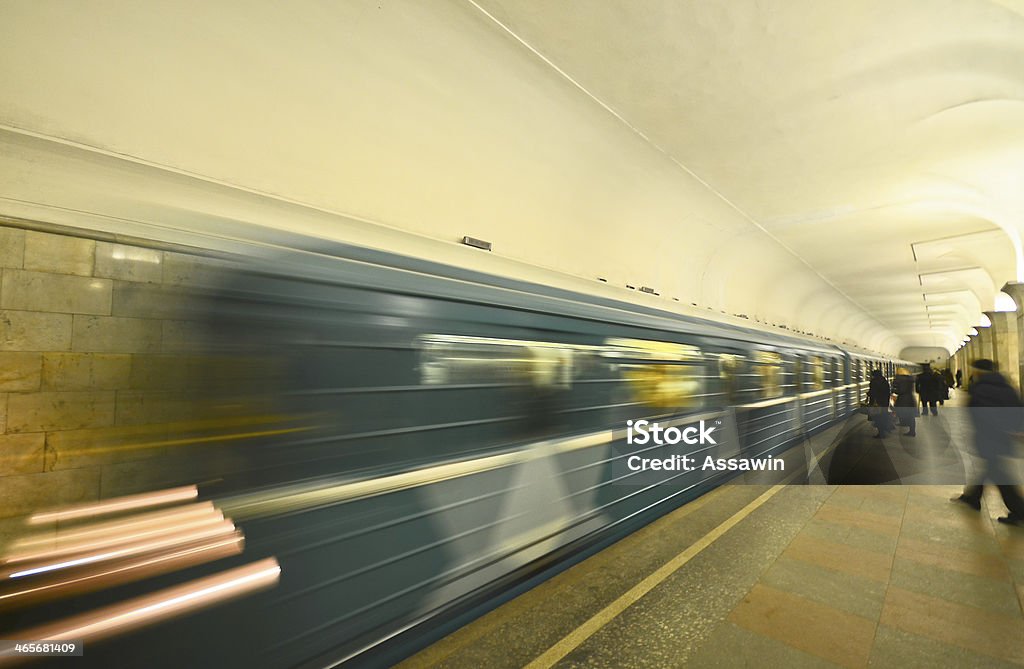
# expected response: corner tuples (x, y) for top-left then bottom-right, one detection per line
(23, 231), (95, 277)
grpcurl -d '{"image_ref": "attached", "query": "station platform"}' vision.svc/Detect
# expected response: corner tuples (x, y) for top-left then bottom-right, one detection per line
(398, 394), (1024, 668)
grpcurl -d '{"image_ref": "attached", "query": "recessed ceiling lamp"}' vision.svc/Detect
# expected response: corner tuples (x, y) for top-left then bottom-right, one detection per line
(968, 328), (979, 336)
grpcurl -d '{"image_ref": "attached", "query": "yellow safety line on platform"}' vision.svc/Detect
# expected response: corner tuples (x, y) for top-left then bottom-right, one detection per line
(524, 484), (786, 669)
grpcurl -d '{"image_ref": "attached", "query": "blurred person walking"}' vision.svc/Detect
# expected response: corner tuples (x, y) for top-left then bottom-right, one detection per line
(868, 369), (894, 438)
(956, 368), (963, 388)
(892, 368), (917, 437)
(953, 359), (1024, 526)
(942, 368), (955, 392)
(937, 368), (951, 406)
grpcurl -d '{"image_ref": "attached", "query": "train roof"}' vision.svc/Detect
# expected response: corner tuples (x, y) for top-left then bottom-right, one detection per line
(227, 236), (882, 358)
(20, 216), (907, 360)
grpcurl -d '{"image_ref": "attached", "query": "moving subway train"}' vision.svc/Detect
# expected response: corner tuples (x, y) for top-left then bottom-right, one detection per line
(0, 233), (915, 668)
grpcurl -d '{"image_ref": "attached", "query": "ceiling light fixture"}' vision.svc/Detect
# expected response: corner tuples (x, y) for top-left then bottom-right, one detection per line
(994, 292), (1018, 312)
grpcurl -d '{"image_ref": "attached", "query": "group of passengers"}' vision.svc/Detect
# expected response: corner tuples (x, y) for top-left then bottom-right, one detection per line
(917, 365), (954, 416)
(867, 363), (958, 439)
(868, 368), (912, 437)
(866, 360), (1024, 527)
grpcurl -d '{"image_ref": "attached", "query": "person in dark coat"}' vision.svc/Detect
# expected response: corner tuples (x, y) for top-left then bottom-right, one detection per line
(916, 364), (942, 416)
(935, 368), (950, 405)
(892, 368), (917, 437)
(956, 368), (963, 388)
(868, 369), (894, 437)
(953, 359), (1024, 526)
(942, 368), (955, 391)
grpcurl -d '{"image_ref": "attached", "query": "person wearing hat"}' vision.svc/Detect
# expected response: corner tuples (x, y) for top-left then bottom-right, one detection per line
(953, 359), (1024, 526)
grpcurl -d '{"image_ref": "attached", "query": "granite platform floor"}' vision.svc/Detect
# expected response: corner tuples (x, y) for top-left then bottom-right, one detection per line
(398, 395), (1024, 668)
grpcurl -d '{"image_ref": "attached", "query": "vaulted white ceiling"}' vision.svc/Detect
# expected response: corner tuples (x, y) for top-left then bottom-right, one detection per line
(472, 0), (1024, 353)
(1, 1), (1022, 355)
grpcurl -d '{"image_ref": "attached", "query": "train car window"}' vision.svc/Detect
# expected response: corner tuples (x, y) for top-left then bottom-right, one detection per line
(602, 338), (704, 409)
(418, 334), (579, 389)
(805, 355), (825, 391)
(718, 353), (741, 402)
(753, 351), (783, 399)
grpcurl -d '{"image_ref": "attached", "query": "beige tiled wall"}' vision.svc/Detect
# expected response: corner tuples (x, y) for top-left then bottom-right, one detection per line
(0, 224), (220, 520)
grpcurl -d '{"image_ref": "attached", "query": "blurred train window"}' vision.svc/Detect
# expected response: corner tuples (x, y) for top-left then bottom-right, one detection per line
(418, 335), (578, 389)
(753, 351), (783, 399)
(602, 338), (703, 409)
(805, 356), (825, 390)
(718, 353), (742, 401)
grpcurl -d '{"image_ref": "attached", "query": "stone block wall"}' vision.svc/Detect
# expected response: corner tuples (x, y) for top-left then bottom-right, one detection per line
(0, 222), (231, 530)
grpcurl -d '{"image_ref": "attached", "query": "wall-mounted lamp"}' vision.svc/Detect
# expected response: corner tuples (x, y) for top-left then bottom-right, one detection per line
(461, 236), (492, 251)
